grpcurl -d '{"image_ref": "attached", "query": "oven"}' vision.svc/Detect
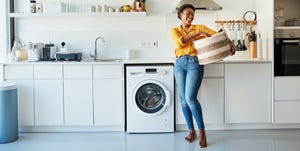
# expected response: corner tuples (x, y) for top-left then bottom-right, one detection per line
(274, 29), (300, 76)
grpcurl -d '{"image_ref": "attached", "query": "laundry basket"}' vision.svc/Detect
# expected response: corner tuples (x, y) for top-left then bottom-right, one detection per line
(195, 31), (234, 65)
(0, 81), (18, 143)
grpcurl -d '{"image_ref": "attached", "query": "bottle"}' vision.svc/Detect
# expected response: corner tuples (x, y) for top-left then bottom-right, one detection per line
(135, 1), (140, 11)
(140, 0), (146, 12)
(257, 32), (263, 60)
(30, 0), (36, 13)
(131, 0), (137, 12)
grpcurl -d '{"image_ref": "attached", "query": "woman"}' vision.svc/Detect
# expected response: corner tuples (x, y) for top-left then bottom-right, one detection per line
(170, 4), (217, 148)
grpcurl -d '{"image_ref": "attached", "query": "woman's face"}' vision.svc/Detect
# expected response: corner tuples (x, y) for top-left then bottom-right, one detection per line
(180, 8), (195, 25)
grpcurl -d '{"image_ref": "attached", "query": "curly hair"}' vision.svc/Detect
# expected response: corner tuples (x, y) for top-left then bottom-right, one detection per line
(177, 4), (195, 20)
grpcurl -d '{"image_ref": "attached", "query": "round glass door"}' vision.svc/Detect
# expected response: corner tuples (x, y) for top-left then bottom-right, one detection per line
(135, 83), (167, 114)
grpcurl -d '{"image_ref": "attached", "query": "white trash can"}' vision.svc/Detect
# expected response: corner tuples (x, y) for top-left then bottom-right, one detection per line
(0, 81), (18, 143)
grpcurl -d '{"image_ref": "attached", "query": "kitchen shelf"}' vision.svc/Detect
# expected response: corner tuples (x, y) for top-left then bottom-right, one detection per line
(274, 26), (300, 30)
(9, 12), (147, 18)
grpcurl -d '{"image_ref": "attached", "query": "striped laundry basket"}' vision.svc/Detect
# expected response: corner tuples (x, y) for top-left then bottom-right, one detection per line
(194, 31), (235, 65)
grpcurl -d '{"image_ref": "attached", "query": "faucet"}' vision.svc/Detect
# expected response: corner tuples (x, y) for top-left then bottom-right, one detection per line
(93, 36), (105, 61)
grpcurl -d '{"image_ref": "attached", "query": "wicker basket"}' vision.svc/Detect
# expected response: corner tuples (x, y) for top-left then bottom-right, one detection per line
(195, 31), (234, 65)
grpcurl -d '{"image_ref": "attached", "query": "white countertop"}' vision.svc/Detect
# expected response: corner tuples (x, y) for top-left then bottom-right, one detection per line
(1, 58), (272, 65)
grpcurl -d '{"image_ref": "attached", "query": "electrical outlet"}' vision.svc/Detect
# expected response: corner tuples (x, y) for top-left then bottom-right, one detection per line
(140, 41), (158, 48)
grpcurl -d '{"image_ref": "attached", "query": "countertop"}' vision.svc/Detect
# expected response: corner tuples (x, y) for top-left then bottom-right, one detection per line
(1, 58), (272, 65)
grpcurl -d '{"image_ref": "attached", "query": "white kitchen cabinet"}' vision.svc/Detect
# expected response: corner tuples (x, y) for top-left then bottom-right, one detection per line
(176, 64), (224, 126)
(274, 101), (300, 123)
(63, 65), (93, 126)
(34, 64), (64, 126)
(274, 77), (300, 100)
(274, 77), (300, 123)
(93, 64), (124, 128)
(4, 65), (34, 126)
(199, 78), (224, 124)
(0, 64), (3, 82)
(224, 63), (272, 123)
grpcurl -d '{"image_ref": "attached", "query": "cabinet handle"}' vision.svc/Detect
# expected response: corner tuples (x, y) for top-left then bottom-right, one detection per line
(283, 40), (299, 43)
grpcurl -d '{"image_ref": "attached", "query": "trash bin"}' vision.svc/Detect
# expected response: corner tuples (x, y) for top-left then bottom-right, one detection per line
(0, 81), (18, 143)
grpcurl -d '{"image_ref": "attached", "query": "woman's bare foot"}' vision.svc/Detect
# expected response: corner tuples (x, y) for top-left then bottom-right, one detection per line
(199, 130), (207, 148)
(185, 129), (197, 143)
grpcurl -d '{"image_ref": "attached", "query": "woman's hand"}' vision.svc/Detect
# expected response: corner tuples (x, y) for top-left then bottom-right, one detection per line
(230, 41), (236, 55)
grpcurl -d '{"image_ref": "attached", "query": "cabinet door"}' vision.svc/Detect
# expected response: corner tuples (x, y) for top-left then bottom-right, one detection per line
(176, 78), (224, 125)
(34, 80), (64, 126)
(199, 78), (224, 124)
(225, 63), (272, 123)
(64, 79), (93, 125)
(94, 79), (124, 126)
(4, 65), (34, 126)
(0, 64), (3, 82)
(274, 101), (300, 123)
(7, 80), (34, 126)
(274, 77), (300, 100)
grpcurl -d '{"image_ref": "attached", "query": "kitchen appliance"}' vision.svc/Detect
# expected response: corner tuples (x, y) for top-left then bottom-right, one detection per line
(126, 64), (174, 133)
(176, 0), (222, 10)
(274, 29), (300, 76)
(41, 44), (56, 61)
(56, 52), (82, 61)
(27, 42), (41, 62)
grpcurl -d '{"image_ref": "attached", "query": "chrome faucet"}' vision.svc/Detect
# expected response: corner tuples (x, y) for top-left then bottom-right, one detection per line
(93, 36), (105, 61)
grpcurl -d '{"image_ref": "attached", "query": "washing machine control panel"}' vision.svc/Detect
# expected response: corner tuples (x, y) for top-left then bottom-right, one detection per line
(145, 68), (168, 75)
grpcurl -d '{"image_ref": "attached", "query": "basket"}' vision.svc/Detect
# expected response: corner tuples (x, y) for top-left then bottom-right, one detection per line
(194, 31), (234, 65)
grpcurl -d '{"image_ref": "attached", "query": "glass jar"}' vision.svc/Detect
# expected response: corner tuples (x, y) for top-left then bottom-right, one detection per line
(29, 0), (36, 13)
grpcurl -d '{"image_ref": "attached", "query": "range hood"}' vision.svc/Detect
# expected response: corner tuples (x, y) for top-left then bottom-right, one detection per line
(176, 0), (222, 10)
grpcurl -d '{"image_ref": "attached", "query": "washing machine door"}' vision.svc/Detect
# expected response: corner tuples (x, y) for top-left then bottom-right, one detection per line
(133, 80), (170, 116)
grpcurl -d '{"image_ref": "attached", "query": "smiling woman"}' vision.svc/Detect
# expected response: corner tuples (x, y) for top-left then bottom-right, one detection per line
(170, 4), (217, 148)
(0, 0), (9, 61)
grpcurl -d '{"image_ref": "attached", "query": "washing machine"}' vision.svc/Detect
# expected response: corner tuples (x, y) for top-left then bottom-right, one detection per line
(126, 64), (174, 133)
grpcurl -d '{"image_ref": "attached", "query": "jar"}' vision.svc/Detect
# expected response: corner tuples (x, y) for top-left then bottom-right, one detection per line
(140, 0), (146, 11)
(131, 0), (137, 12)
(30, 0), (36, 13)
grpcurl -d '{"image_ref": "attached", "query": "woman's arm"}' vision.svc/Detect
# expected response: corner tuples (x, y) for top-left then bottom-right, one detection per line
(182, 32), (210, 43)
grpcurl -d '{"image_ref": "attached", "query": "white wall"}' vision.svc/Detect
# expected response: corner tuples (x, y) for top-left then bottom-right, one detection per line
(0, 0), (8, 62)
(254, 0), (274, 60)
(6, 0), (273, 60)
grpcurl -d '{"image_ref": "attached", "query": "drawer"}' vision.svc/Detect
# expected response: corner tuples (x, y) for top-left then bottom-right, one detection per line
(93, 65), (123, 79)
(204, 63), (224, 78)
(274, 101), (300, 123)
(4, 65), (34, 79)
(34, 64), (63, 79)
(64, 65), (92, 79)
(275, 77), (300, 100)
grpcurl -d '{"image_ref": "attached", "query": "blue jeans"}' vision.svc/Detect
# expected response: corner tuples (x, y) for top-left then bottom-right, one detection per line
(174, 55), (205, 130)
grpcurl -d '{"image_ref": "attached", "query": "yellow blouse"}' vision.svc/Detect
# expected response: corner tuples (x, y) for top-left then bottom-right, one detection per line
(170, 24), (217, 58)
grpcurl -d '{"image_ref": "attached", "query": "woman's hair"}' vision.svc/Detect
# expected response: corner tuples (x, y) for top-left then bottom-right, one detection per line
(177, 4), (195, 20)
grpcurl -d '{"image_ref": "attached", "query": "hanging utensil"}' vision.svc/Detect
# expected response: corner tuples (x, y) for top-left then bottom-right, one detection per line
(227, 22), (236, 48)
(236, 22), (244, 51)
(241, 22), (247, 50)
